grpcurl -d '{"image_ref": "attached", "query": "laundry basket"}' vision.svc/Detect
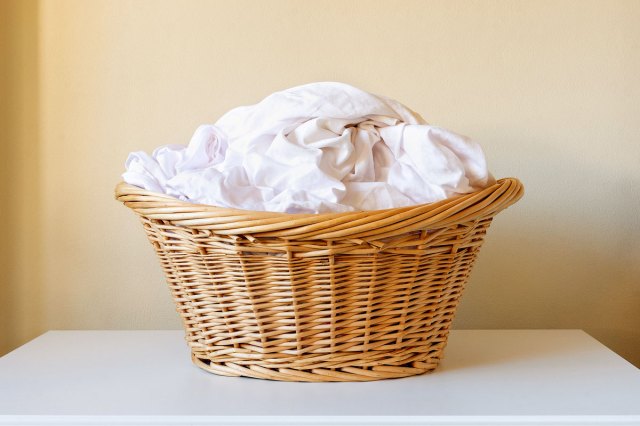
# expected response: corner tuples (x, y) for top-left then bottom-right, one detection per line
(116, 177), (523, 382)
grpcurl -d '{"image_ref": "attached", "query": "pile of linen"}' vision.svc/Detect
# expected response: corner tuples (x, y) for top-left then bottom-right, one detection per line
(123, 82), (494, 213)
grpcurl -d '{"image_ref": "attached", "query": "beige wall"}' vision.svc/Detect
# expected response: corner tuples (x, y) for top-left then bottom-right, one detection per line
(2, 0), (639, 366)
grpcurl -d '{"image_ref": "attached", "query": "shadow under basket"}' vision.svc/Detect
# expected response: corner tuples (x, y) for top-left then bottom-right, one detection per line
(116, 178), (523, 382)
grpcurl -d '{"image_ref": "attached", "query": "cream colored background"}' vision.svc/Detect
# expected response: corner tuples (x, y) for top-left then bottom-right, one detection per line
(2, 0), (639, 366)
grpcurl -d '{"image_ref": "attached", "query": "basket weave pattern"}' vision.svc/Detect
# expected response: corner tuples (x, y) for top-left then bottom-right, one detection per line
(116, 178), (523, 382)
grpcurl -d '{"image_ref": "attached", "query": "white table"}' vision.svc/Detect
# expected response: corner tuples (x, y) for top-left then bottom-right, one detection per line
(1, 330), (638, 425)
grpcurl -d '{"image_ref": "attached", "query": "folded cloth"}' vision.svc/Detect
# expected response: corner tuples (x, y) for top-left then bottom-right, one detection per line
(123, 82), (494, 213)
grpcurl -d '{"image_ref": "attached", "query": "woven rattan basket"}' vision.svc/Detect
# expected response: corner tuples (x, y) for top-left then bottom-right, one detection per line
(116, 177), (523, 382)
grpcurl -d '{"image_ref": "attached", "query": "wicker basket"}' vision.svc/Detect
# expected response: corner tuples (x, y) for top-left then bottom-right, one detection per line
(116, 177), (523, 382)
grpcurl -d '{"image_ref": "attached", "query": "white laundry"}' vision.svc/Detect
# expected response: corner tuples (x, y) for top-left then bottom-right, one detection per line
(123, 82), (494, 213)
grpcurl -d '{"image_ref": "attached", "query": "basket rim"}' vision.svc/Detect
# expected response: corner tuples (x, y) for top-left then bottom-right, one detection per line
(115, 177), (523, 238)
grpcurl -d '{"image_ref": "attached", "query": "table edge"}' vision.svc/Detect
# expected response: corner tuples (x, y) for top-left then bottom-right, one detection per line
(1, 415), (639, 426)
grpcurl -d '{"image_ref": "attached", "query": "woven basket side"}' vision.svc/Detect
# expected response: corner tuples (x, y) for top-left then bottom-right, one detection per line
(137, 216), (494, 381)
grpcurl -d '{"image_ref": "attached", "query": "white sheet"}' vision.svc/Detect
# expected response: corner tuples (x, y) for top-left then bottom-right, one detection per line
(123, 82), (494, 213)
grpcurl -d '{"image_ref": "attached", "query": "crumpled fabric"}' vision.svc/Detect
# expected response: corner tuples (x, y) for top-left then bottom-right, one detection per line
(123, 82), (494, 213)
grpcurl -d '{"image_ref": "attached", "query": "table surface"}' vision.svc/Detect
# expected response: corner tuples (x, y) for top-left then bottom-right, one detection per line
(0, 330), (639, 425)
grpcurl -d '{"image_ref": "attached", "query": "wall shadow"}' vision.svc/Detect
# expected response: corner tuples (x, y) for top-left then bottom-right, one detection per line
(0, 0), (42, 356)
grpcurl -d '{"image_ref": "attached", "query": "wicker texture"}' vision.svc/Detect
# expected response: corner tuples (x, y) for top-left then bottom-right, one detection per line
(116, 177), (523, 382)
